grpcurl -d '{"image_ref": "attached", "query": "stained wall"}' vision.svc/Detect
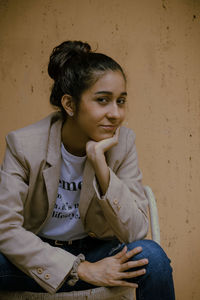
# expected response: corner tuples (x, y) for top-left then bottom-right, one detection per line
(0, 0), (200, 299)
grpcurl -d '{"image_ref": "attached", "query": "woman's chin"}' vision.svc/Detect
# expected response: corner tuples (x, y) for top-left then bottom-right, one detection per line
(92, 133), (114, 142)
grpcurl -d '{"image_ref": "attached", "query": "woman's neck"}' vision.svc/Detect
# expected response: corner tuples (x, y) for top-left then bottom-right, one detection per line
(61, 119), (87, 157)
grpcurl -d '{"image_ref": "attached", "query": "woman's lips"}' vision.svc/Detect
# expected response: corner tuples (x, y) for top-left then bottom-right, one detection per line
(100, 125), (117, 131)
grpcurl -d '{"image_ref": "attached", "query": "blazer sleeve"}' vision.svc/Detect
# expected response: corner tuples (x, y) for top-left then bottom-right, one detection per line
(93, 129), (149, 243)
(0, 133), (76, 294)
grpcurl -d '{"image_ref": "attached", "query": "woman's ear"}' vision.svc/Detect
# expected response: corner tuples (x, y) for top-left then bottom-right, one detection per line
(61, 94), (75, 117)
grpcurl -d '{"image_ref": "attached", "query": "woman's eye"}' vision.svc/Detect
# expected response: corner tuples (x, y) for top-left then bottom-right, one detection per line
(117, 98), (126, 105)
(97, 97), (108, 104)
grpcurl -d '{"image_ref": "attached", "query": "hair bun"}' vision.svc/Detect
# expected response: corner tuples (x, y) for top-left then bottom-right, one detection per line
(48, 40), (91, 80)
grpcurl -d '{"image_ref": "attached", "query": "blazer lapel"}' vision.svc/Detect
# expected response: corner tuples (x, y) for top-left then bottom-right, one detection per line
(42, 116), (63, 220)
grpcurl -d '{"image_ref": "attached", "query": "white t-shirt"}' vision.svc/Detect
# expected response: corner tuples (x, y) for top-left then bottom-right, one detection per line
(39, 143), (87, 241)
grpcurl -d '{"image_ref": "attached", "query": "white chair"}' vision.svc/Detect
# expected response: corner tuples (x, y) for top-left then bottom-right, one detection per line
(0, 186), (160, 300)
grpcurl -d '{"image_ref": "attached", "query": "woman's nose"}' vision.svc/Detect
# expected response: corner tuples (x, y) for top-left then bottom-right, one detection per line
(106, 103), (120, 119)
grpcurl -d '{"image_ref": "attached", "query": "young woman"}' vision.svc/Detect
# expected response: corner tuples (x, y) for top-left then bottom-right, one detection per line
(0, 41), (175, 299)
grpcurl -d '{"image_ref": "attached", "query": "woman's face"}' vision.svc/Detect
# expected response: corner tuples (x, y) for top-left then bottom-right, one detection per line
(74, 70), (127, 142)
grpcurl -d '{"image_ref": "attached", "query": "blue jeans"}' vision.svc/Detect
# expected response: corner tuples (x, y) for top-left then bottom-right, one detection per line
(0, 238), (175, 299)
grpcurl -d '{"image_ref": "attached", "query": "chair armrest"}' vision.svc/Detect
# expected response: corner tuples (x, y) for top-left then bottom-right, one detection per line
(144, 186), (161, 245)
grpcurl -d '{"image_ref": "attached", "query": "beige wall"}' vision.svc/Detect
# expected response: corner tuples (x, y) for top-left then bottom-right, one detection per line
(0, 0), (200, 299)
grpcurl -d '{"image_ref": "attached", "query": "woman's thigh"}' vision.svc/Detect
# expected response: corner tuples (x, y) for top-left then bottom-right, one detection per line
(74, 239), (175, 299)
(0, 239), (175, 298)
(0, 239), (120, 293)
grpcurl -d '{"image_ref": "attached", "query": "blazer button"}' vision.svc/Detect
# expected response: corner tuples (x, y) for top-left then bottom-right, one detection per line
(117, 205), (121, 211)
(37, 268), (43, 274)
(113, 199), (118, 205)
(88, 232), (96, 238)
(44, 273), (51, 280)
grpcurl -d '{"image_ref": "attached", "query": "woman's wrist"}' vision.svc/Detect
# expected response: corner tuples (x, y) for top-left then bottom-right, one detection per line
(77, 260), (92, 281)
(67, 254), (85, 286)
(87, 145), (105, 164)
(93, 160), (110, 196)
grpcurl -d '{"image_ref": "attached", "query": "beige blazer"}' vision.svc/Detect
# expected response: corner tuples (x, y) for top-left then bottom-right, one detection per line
(0, 112), (148, 293)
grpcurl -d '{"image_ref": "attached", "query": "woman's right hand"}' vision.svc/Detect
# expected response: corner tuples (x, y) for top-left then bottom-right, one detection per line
(77, 245), (148, 288)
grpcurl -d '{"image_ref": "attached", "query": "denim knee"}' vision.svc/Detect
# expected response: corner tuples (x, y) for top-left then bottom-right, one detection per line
(124, 240), (175, 299)
(126, 239), (173, 278)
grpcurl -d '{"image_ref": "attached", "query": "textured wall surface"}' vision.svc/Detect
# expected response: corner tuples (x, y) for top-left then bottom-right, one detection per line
(0, 0), (199, 299)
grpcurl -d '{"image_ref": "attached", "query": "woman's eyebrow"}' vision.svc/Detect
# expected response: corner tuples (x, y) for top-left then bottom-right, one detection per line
(94, 91), (127, 96)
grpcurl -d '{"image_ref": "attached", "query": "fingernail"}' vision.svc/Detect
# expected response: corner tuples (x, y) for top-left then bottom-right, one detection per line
(136, 247), (142, 251)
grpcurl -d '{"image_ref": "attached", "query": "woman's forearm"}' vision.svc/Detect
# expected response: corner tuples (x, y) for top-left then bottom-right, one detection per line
(90, 152), (110, 196)
(86, 128), (120, 195)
